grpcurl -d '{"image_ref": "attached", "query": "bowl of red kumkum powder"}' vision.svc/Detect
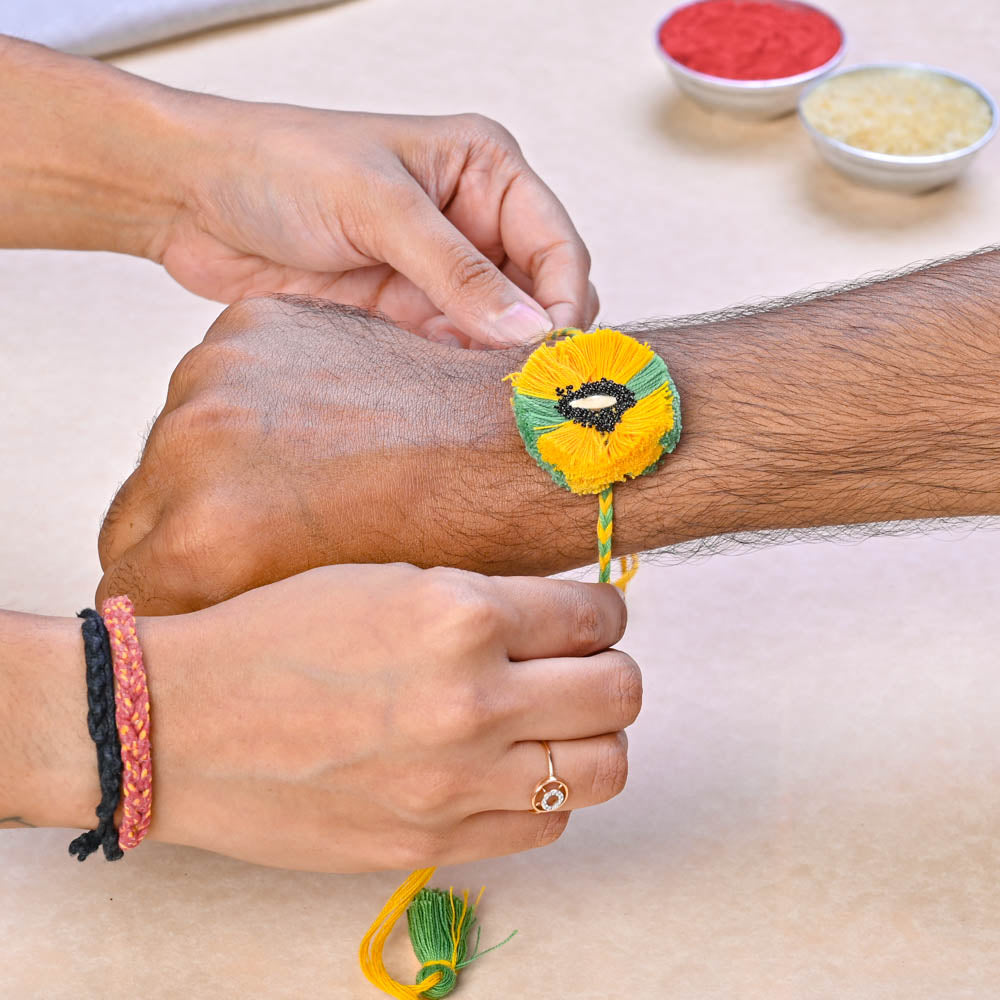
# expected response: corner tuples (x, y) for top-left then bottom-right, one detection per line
(656, 0), (846, 119)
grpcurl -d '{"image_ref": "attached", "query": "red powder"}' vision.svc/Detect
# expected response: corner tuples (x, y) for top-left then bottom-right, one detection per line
(659, 0), (842, 81)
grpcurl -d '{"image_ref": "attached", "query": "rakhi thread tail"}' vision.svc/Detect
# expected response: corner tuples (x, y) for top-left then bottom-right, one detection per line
(361, 868), (516, 999)
(597, 486), (640, 591)
(615, 553), (640, 591)
(360, 867), (440, 999)
(597, 487), (614, 583)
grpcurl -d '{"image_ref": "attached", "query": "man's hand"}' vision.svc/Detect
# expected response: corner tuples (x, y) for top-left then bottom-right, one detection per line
(97, 296), (594, 613)
(0, 36), (597, 348)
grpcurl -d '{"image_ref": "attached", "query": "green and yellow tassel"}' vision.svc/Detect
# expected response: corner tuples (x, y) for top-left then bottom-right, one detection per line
(360, 868), (516, 999)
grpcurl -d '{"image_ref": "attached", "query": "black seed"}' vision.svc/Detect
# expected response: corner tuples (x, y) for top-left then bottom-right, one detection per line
(554, 378), (637, 432)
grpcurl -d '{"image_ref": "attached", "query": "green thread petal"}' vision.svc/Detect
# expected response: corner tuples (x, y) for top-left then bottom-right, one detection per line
(624, 355), (669, 398)
(511, 395), (570, 490)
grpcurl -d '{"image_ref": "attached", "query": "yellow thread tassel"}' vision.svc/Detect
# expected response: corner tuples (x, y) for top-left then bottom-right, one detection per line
(361, 871), (507, 999)
(614, 553), (640, 592)
(360, 867), (442, 999)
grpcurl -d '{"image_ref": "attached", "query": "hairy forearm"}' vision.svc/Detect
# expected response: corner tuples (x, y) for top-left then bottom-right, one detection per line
(0, 35), (190, 256)
(616, 247), (1000, 555)
(472, 247), (1000, 573)
(0, 611), (96, 830)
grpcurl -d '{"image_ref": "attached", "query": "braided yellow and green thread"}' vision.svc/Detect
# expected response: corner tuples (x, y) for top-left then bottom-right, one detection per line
(598, 487), (614, 583)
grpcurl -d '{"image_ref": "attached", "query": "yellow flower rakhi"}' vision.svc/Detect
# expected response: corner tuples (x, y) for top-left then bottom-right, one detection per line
(357, 328), (680, 1000)
(507, 327), (681, 589)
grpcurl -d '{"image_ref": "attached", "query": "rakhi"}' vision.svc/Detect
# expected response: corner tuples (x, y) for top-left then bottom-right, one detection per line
(359, 327), (681, 998)
(507, 326), (682, 589)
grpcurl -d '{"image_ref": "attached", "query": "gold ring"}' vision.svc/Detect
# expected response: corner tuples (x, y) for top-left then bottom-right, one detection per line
(531, 740), (569, 812)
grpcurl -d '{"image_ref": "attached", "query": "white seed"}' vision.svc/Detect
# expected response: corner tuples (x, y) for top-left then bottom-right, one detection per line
(568, 394), (617, 411)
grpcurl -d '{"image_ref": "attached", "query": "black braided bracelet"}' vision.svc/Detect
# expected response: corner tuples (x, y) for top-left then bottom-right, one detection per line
(68, 609), (124, 862)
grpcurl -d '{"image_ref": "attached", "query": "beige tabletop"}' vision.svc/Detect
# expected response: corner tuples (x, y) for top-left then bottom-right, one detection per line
(3, 0), (1000, 997)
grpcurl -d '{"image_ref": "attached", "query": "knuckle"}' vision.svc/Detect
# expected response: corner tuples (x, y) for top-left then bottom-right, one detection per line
(455, 112), (514, 144)
(592, 733), (629, 801)
(97, 479), (137, 569)
(392, 768), (459, 822)
(204, 296), (281, 341)
(533, 810), (570, 849)
(155, 502), (220, 580)
(392, 829), (448, 870)
(431, 681), (494, 743)
(527, 238), (584, 281)
(569, 589), (606, 648)
(151, 403), (197, 451)
(609, 655), (643, 726)
(165, 347), (199, 402)
(99, 498), (241, 614)
(444, 247), (506, 299)
(166, 338), (248, 403)
(421, 569), (502, 640)
(97, 548), (169, 616)
(151, 393), (242, 464)
(95, 556), (133, 608)
(181, 393), (238, 436)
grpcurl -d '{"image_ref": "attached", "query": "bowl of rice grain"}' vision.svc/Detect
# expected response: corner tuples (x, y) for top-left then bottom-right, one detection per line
(798, 63), (998, 193)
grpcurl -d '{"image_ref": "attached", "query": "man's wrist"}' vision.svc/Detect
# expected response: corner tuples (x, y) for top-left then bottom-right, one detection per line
(480, 247), (1000, 574)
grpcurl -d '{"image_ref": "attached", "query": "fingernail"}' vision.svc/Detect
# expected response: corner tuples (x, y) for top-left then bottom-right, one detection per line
(426, 329), (462, 347)
(493, 302), (553, 346)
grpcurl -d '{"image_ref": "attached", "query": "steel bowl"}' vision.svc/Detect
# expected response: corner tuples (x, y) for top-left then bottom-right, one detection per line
(798, 63), (999, 193)
(655, 1), (847, 120)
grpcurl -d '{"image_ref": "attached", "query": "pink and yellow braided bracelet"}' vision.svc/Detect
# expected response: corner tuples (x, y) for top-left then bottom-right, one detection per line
(101, 595), (153, 851)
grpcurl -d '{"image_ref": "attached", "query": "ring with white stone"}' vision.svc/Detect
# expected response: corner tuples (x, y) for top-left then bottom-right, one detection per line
(530, 740), (569, 813)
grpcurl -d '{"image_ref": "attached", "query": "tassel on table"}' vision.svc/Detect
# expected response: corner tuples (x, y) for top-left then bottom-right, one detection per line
(360, 867), (516, 999)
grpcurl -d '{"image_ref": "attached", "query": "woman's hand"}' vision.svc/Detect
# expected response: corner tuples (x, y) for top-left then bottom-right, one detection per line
(0, 36), (597, 348)
(130, 564), (636, 872)
(161, 100), (598, 348)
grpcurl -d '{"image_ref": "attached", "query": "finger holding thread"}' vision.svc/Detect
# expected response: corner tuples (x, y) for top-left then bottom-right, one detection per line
(490, 575), (627, 660)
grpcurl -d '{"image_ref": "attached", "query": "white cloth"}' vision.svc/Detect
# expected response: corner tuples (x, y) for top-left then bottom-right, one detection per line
(1, 0), (336, 56)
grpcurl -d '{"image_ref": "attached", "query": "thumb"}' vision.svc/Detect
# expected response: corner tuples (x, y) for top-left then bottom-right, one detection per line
(377, 187), (554, 347)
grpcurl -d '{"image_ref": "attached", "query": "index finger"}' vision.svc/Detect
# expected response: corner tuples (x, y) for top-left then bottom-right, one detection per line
(491, 575), (627, 661)
(499, 170), (594, 332)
